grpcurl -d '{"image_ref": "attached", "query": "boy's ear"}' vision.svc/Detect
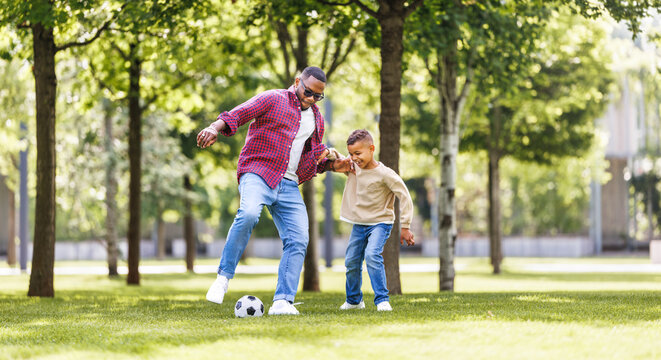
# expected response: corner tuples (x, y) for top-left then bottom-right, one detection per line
(369, 144), (375, 152)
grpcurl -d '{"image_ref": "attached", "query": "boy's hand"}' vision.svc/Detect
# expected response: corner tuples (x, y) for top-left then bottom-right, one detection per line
(400, 228), (415, 246)
(332, 157), (355, 174)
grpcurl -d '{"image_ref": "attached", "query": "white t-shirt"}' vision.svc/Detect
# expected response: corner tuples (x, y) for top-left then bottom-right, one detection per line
(284, 107), (316, 182)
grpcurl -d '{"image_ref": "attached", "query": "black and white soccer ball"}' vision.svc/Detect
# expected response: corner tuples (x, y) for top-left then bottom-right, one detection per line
(234, 295), (264, 318)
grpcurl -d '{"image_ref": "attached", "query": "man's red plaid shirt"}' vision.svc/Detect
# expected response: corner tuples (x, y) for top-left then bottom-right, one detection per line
(218, 86), (329, 189)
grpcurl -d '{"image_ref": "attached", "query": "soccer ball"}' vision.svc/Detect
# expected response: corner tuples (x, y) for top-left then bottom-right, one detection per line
(234, 295), (264, 318)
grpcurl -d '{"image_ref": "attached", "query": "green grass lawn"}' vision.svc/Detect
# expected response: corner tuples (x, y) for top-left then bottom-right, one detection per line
(1, 257), (661, 359)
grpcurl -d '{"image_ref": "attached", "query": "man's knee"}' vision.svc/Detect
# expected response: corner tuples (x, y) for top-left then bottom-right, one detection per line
(288, 235), (309, 251)
(236, 206), (262, 226)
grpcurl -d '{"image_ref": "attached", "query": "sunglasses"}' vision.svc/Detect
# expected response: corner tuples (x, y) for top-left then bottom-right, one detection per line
(300, 78), (325, 101)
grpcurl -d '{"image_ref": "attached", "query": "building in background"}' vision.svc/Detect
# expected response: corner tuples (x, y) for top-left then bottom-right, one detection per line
(595, 19), (661, 252)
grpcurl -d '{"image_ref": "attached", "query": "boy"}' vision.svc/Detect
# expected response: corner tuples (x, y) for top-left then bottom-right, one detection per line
(333, 129), (415, 311)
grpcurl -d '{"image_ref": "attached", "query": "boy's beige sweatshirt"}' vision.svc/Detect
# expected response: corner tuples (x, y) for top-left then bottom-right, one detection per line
(339, 162), (414, 228)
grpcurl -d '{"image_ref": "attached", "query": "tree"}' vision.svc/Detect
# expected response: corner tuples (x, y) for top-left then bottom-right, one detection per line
(1, 0), (120, 296)
(83, 0), (209, 284)
(407, 0), (549, 288)
(404, 0), (658, 285)
(322, 0), (424, 296)
(0, 56), (32, 268)
(462, 10), (613, 273)
(563, 0), (661, 37)
(102, 98), (120, 276)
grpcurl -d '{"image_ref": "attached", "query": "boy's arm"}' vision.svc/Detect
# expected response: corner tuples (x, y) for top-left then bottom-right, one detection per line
(318, 147), (353, 174)
(386, 171), (415, 246)
(401, 228), (415, 246)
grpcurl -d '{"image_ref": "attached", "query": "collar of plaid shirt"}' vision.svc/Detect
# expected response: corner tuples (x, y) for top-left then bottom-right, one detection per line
(217, 86), (328, 189)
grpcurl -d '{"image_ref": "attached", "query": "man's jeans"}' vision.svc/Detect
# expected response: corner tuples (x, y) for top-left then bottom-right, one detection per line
(218, 173), (309, 303)
(344, 223), (393, 306)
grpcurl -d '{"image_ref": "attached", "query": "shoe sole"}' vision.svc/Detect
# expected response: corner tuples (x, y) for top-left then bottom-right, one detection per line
(268, 312), (300, 315)
(206, 297), (223, 304)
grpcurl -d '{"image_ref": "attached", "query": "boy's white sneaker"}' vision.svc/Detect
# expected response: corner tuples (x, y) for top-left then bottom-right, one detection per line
(206, 275), (229, 304)
(376, 301), (392, 311)
(339, 301), (365, 310)
(268, 300), (300, 315)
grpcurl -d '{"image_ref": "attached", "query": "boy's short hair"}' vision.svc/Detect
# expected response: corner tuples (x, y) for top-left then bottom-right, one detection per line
(347, 129), (373, 146)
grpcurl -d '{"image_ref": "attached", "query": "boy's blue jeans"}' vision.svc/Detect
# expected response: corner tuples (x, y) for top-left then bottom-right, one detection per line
(217, 173), (309, 303)
(344, 223), (393, 306)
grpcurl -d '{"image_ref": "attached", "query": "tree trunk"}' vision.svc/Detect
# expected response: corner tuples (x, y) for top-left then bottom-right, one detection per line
(379, 13), (405, 296)
(103, 99), (119, 276)
(487, 105), (503, 274)
(8, 188), (16, 266)
(438, 49), (462, 291)
(156, 209), (166, 260)
(28, 23), (56, 297)
(303, 179), (320, 291)
(184, 175), (196, 272)
(488, 150), (502, 274)
(127, 45), (142, 285)
(439, 125), (458, 291)
(647, 183), (653, 244)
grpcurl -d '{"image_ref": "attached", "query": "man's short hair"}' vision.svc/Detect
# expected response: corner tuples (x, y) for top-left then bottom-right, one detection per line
(301, 66), (327, 83)
(347, 129), (373, 146)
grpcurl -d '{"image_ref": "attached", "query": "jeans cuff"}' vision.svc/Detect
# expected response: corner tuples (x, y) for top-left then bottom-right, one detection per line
(273, 294), (295, 303)
(375, 298), (390, 305)
(218, 269), (235, 279)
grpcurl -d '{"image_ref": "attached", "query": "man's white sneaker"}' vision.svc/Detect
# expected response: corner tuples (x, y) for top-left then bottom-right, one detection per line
(376, 301), (392, 311)
(268, 300), (300, 315)
(339, 301), (365, 310)
(206, 275), (229, 304)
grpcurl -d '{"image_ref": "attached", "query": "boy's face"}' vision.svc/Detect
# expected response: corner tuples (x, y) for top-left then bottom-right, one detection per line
(347, 140), (375, 169)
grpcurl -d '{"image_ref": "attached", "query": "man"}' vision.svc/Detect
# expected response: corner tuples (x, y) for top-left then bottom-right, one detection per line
(197, 66), (350, 315)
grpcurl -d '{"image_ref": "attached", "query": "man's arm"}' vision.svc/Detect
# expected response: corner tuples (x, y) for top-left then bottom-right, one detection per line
(197, 91), (274, 149)
(197, 119), (226, 149)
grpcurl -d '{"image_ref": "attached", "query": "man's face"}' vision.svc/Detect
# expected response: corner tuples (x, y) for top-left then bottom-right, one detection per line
(295, 76), (325, 110)
(347, 140), (375, 169)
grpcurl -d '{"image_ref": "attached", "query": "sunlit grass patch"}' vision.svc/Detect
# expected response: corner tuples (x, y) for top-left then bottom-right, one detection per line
(1, 257), (661, 359)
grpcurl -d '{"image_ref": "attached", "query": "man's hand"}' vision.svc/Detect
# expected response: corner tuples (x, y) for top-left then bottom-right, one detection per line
(332, 157), (354, 173)
(197, 126), (219, 148)
(316, 148), (330, 164)
(400, 228), (415, 246)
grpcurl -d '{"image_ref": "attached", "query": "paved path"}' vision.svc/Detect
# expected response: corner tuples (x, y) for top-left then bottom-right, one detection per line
(0, 263), (451, 276)
(2, 262), (661, 276)
(520, 263), (661, 273)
